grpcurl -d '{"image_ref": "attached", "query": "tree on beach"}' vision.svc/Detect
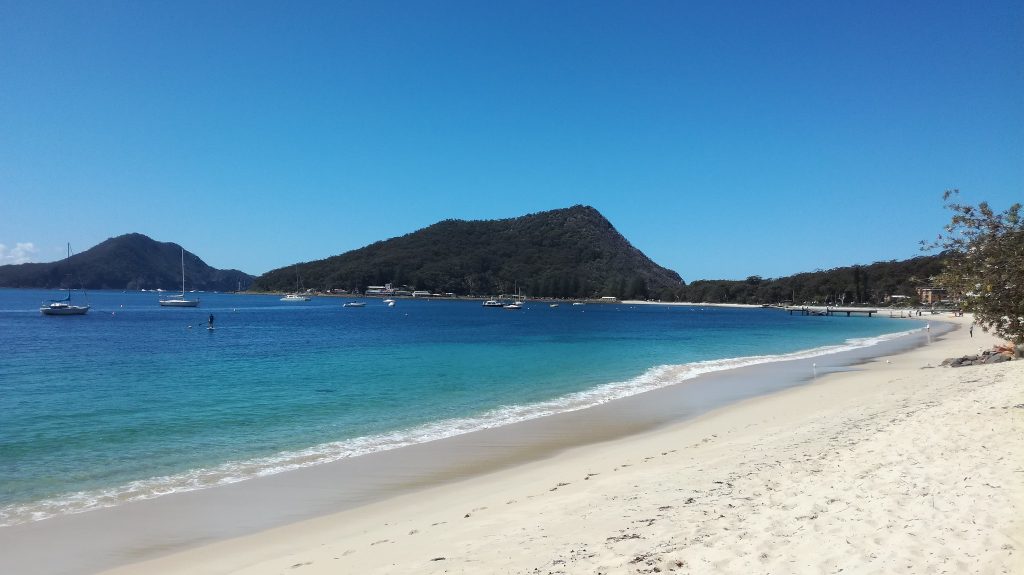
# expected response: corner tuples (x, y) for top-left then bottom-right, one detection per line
(926, 190), (1024, 347)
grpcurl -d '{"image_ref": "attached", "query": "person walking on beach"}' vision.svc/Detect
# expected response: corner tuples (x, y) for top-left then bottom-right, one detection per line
(970, 324), (974, 337)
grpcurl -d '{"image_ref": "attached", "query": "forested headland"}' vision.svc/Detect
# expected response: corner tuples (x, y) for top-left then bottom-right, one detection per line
(0, 233), (253, 292)
(254, 206), (684, 299)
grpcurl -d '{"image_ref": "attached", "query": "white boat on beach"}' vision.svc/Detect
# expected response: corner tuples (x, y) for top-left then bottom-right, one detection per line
(40, 244), (90, 316)
(160, 248), (199, 307)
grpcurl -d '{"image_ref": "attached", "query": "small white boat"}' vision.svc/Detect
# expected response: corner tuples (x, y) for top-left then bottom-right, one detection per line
(383, 299), (396, 307)
(281, 269), (311, 301)
(280, 293), (311, 302)
(343, 301), (366, 307)
(482, 299), (504, 307)
(160, 297), (199, 307)
(41, 244), (90, 316)
(572, 302), (586, 306)
(160, 249), (199, 307)
(506, 284), (526, 309)
(549, 303), (559, 308)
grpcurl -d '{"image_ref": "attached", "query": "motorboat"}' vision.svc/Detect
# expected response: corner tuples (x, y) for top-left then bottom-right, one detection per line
(281, 293), (311, 302)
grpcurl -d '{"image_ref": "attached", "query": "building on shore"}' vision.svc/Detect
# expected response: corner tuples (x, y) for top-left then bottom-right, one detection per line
(916, 286), (947, 305)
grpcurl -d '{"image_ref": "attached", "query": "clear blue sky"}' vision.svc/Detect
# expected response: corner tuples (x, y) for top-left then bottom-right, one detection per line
(2, 1), (1021, 280)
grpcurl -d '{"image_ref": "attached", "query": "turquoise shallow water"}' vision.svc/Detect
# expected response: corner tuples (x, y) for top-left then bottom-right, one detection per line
(0, 289), (914, 525)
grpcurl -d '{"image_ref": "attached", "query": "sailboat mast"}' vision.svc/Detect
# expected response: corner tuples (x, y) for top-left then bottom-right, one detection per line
(67, 243), (72, 299)
(181, 248), (185, 295)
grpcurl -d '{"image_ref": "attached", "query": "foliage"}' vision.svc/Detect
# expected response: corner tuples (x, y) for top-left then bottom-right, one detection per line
(676, 256), (946, 305)
(253, 206), (684, 299)
(926, 190), (1024, 344)
(0, 233), (254, 291)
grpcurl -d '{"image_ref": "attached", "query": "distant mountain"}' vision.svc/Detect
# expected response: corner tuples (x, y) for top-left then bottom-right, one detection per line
(254, 205), (686, 299)
(0, 233), (254, 291)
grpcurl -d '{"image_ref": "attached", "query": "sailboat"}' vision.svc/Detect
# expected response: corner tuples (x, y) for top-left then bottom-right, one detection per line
(504, 284), (525, 309)
(281, 269), (311, 301)
(40, 244), (90, 316)
(160, 248), (200, 307)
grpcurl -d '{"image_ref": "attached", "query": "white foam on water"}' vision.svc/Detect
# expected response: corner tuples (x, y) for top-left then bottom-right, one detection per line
(0, 327), (920, 526)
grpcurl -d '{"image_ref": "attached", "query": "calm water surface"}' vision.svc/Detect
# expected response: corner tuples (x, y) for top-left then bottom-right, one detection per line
(0, 289), (913, 525)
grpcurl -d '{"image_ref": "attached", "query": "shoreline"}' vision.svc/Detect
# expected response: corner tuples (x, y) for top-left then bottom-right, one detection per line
(0, 311), (923, 530)
(1, 314), (1018, 574)
(97, 312), (1020, 574)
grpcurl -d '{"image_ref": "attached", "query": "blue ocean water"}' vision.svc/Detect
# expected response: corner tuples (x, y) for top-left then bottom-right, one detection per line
(0, 289), (914, 525)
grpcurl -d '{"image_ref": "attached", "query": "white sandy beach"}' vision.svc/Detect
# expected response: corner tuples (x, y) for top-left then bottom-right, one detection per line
(99, 314), (1021, 574)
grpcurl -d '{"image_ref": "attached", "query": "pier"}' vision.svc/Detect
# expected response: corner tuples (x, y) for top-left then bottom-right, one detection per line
(785, 306), (878, 317)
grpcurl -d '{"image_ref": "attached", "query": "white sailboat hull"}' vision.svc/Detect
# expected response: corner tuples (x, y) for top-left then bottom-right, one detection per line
(41, 243), (89, 316)
(159, 298), (199, 307)
(160, 248), (199, 307)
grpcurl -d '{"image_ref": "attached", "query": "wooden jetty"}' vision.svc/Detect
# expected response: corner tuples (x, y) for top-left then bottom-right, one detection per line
(785, 306), (878, 317)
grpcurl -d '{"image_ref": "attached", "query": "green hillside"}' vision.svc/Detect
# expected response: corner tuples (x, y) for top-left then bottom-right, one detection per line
(0, 233), (254, 291)
(254, 205), (685, 299)
(679, 255), (948, 305)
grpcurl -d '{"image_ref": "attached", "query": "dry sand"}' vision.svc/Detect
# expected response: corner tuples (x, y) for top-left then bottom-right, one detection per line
(104, 314), (1022, 574)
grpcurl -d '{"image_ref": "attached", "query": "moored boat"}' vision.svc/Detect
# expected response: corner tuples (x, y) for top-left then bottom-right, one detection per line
(160, 248), (199, 307)
(40, 244), (90, 316)
(281, 293), (311, 302)
(41, 300), (90, 316)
